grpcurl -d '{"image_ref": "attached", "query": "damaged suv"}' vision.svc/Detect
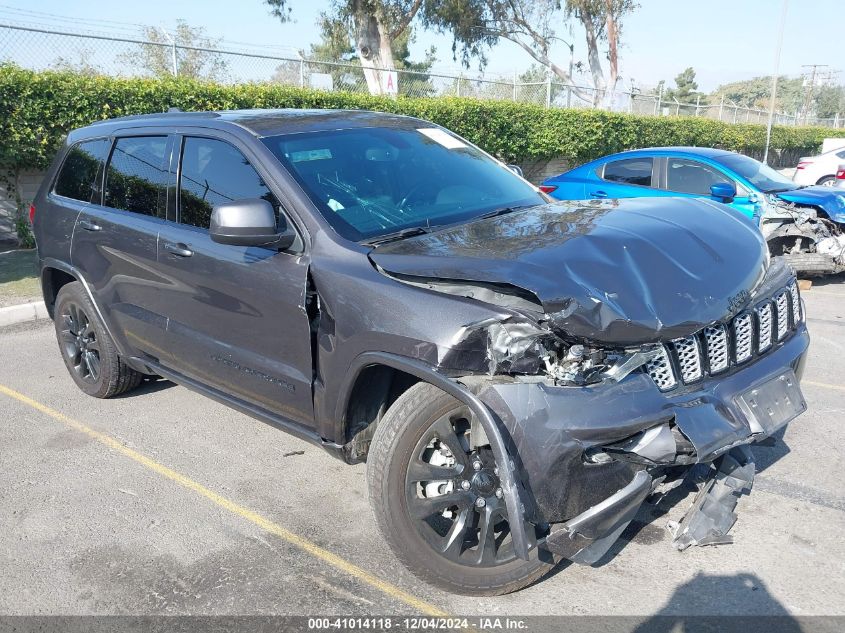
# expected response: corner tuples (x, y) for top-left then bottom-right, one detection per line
(32, 110), (809, 595)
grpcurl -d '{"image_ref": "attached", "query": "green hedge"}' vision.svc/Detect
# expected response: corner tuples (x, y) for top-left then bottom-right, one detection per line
(2, 63), (843, 170)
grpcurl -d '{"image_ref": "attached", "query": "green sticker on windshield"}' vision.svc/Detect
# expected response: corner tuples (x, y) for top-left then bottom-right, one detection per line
(290, 148), (332, 162)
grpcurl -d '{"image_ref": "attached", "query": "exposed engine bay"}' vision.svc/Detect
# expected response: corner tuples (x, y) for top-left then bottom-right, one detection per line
(761, 195), (845, 275)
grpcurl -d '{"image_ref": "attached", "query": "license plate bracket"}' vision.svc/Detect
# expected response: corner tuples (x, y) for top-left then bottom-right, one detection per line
(735, 370), (807, 436)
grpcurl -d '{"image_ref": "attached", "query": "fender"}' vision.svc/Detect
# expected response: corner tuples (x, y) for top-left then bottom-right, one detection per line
(39, 257), (127, 357)
(337, 351), (531, 561)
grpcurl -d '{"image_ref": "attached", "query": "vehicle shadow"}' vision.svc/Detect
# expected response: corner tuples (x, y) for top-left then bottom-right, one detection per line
(803, 271), (845, 287)
(748, 427), (791, 474)
(111, 376), (176, 399)
(630, 573), (803, 630)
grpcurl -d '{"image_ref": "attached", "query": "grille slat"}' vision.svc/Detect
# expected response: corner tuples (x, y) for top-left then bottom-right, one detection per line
(757, 302), (773, 352)
(733, 313), (754, 363)
(789, 281), (801, 324)
(703, 324), (729, 373)
(673, 336), (703, 383)
(645, 282), (800, 391)
(646, 345), (676, 391)
(775, 292), (790, 340)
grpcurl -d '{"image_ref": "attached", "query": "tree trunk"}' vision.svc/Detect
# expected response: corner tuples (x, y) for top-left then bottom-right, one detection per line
(351, 0), (396, 95)
(578, 10), (606, 106)
(603, 0), (620, 109)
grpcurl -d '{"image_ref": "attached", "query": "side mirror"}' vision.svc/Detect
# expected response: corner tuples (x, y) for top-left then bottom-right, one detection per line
(507, 164), (524, 178)
(210, 198), (296, 250)
(710, 182), (737, 203)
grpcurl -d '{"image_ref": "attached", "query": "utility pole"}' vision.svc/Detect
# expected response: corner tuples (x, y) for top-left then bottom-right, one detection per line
(158, 26), (178, 78)
(763, 0), (788, 165)
(800, 63), (828, 125)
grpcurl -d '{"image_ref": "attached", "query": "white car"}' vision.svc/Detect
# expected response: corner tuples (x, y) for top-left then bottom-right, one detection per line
(835, 163), (845, 188)
(794, 147), (845, 186)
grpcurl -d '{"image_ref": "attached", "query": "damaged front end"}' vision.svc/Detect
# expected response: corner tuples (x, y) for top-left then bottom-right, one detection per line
(761, 196), (845, 275)
(368, 199), (809, 565)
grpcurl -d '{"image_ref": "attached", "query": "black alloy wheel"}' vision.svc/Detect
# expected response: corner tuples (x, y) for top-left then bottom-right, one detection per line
(404, 406), (525, 567)
(59, 300), (101, 384)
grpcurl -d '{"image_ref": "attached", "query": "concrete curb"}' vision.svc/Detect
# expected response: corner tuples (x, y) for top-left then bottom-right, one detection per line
(0, 300), (48, 327)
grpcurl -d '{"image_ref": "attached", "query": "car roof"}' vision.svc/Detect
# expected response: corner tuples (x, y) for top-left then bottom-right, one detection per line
(595, 147), (737, 160)
(69, 108), (429, 141)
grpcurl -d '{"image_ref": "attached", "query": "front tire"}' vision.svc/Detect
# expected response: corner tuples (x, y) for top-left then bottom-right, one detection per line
(367, 383), (553, 595)
(54, 282), (143, 398)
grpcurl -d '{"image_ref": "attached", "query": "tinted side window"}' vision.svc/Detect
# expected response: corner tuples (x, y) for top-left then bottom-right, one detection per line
(836, 150), (845, 159)
(179, 137), (279, 229)
(666, 158), (733, 195)
(603, 158), (653, 187)
(54, 139), (110, 202)
(104, 136), (169, 217)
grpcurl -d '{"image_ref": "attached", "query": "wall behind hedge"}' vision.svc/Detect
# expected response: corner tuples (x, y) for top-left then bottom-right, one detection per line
(2, 63), (844, 171)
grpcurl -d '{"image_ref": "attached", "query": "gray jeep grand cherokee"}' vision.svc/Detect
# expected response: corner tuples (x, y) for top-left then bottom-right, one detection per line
(32, 109), (809, 595)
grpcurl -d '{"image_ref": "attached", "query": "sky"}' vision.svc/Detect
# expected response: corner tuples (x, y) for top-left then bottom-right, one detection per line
(0, 0), (840, 92)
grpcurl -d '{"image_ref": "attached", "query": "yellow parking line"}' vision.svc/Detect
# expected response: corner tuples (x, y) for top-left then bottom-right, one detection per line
(803, 380), (845, 393)
(0, 384), (446, 617)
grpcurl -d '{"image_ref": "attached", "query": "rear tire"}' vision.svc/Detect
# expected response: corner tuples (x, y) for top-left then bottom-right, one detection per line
(367, 382), (554, 595)
(54, 282), (142, 398)
(816, 175), (835, 187)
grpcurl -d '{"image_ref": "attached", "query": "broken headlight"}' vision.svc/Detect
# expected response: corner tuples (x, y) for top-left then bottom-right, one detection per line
(542, 344), (666, 387)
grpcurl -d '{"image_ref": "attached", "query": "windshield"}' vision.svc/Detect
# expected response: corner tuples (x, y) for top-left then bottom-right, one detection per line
(713, 153), (797, 193)
(262, 127), (544, 241)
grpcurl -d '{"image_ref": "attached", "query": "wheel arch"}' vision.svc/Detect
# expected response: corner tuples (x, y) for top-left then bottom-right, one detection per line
(336, 351), (531, 561)
(39, 259), (126, 358)
(40, 261), (79, 318)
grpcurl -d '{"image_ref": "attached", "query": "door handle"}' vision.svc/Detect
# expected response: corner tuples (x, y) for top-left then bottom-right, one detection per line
(163, 242), (193, 258)
(79, 220), (102, 232)
(590, 190), (608, 199)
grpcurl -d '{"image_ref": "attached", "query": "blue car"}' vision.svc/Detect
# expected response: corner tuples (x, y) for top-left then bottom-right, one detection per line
(541, 147), (845, 274)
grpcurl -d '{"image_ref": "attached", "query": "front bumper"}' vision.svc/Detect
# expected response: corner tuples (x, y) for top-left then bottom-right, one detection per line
(475, 323), (810, 561)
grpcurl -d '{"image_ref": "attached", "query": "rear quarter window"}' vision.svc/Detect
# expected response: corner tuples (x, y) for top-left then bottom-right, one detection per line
(53, 139), (111, 202)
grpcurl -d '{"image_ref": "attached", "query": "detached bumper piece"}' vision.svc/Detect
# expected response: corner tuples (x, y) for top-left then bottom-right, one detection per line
(543, 470), (653, 564)
(669, 445), (755, 550)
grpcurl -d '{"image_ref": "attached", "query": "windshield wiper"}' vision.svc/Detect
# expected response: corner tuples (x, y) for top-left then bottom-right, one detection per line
(364, 226), (430, 246)
(763, 186), (798, 194)
(475, 204), (535, 220)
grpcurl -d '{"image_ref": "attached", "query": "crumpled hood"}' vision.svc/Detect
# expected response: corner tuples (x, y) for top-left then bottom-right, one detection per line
(370, 198), (769, 345)
(777, 186), (845, 222)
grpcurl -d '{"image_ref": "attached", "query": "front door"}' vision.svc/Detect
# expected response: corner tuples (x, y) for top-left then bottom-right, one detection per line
(663, 157), (758, 220)
(155, 134), (315, 426)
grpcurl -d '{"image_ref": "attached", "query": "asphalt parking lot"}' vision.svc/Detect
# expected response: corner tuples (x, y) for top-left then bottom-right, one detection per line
(1, 278), (844, 621)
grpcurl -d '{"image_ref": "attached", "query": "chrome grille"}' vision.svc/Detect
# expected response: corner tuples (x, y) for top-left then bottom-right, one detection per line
(703, 324), (729, 373)
(734, 313), (754, 363)
(645, 345), (677, 391)
(775, 291), (790, 340)
(644, 281), (801, 391)
(789, 281), (801, 323)
(672, 336), (703, 383)
(756, 302), (773, 352)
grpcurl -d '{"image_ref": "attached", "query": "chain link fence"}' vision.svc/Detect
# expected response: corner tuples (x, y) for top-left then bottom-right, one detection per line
(1, 22), (842, 127)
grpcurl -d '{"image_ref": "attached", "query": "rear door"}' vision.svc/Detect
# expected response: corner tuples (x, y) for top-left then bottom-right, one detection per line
(154, 132), (315, 425)
(72, 134), (174, 361)
(591, 156), (659, 199)
(37, 138), (111, 275)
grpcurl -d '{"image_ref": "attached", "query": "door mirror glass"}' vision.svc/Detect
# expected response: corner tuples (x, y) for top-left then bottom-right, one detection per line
(710, 182), (737, 203)
(210, 198), (295, 249)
